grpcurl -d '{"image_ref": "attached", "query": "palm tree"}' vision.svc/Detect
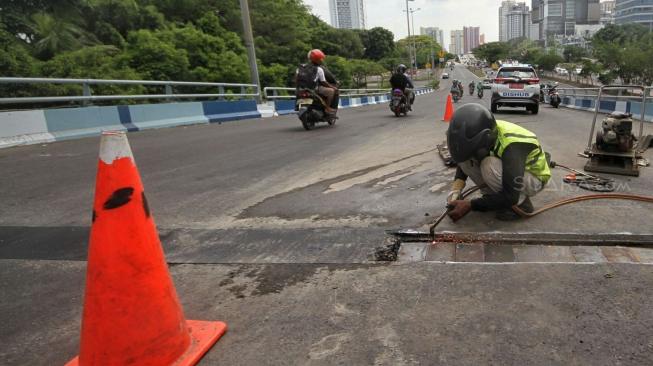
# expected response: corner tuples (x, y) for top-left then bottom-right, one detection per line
(29, 12), (94, 59)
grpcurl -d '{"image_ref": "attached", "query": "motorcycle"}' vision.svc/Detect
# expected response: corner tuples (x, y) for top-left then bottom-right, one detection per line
(548, 85), (561, 108)
(469, 83), (475, 96)
(451, 88), (461, 103)
(477, 86), (484, 99)
(295, 89), (337, 130)
(390, 88), (409, 117)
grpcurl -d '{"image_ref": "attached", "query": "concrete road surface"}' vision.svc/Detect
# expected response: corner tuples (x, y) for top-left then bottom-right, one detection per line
(2, 64), (653, 365)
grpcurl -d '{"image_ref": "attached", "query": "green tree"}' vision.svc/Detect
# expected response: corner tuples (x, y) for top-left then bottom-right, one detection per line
(592, 23), (653, 84)
(562, 45), (587, 63)
(396, 35), (442, 68)
(473, 42), (510, 64)
(39, 45), (145, 97)
(259, 63), (292, 89)
(29, 12), (95, 59)
(535, 51), (563, 71)
(0, 0), (402, 96)
(324, 55), (352, 88)
(124, 30), (191, 81)
(358, 27), (395, 60)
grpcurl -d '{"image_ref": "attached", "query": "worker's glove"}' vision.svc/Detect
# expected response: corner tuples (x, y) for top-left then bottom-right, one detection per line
(447, 200), (472, 222)
(446, 179), (466, 204)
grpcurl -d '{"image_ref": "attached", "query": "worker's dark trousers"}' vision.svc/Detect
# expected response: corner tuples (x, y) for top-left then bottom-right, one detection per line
(459, 156), (545, 203)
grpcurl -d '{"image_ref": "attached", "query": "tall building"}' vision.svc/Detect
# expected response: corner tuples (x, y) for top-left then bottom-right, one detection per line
(421, 27), (446, 49)
(329, 0), (366, 29)
(480, 33), (486, 44)
(600, 1), (615, 24)
(615, 0), (653, 30)
(501, 2), (531, 40)
(449, 30), (464, 55)
(463, 26), (480, 53)
(499, 1), (516, 41)
(600, 0), (615, 14)
(531, 0), (600, 41)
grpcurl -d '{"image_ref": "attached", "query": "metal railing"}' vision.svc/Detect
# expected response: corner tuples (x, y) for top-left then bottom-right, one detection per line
(555, 87), (600, 98)
(587, 85), (649, 152)
(263, 87), (394, 100)
(0, 77), (259, 105)
(556, 86), (653, 100)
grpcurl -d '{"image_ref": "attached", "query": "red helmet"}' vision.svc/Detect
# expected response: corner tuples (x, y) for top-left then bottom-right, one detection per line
(308, 49), (326, 64)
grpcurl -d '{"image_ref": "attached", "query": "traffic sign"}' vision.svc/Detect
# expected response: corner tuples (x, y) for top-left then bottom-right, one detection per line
(438, 50), (446, 58)
(439, 57), (445, 63)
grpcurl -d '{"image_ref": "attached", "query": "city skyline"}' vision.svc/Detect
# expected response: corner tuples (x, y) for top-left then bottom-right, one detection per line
(304, 0), (503, 42)
(306, 0), (634, 49)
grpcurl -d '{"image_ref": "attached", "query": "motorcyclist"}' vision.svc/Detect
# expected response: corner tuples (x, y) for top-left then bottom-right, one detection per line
(296, 49), (339, 115)
(476, 81), (484, 97)
(468, 81), (475, 95)
(450, 80), (461, 99)
(389, 64), (415, 109)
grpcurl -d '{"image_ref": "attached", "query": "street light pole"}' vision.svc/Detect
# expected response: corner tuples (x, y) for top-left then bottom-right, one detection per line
(405, 0), (414, 76)
(239, 0), (261, 103)
(410, 8), (420, 72)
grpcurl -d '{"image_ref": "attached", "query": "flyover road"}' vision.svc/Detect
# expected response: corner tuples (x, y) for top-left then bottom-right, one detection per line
(2, 65), (653, 365)
(2, 64), (652, 262)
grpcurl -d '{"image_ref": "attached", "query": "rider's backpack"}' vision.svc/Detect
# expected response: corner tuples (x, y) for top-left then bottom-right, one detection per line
(296, 63), (318, 89)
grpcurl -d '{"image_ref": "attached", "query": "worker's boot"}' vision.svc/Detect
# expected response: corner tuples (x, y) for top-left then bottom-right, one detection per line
(495, 197), (533, 221)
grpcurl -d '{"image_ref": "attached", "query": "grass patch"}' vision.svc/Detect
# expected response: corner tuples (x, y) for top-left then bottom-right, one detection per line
(467, 67), (486, 78)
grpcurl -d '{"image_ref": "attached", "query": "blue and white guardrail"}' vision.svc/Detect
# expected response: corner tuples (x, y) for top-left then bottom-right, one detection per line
(0, 86), (434, 148)
(556, 87), (653, 122)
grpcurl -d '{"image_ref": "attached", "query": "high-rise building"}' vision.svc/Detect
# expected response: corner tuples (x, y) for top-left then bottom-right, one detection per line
(499, 1), (516, 41)
(615, 0), (653, 30)
(500, 2), (531, 40)
(421, 27), (446, 49)
(480, 34), (486, 44)
(329, 0), (366, 29)
(449, 30), (464, 55)
(463, 26), (480, 53)
(531, 0), (600, 40)
(600, 1), (615, 24)
(600, 0), (615, 14)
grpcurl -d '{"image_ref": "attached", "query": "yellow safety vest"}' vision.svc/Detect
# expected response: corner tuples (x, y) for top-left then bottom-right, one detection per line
(492, 120), (551, 184)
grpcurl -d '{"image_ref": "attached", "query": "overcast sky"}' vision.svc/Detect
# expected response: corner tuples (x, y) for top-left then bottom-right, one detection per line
(302, 0), (504, 47)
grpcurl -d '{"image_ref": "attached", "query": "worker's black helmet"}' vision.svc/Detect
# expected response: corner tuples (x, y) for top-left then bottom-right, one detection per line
(446, 103), (497, 163)
(397, 64), (407, 74)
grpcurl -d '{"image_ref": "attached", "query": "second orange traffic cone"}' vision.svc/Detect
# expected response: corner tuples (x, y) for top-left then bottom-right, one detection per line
(441, 94), (454, 122)
(66, 131), (226, 366)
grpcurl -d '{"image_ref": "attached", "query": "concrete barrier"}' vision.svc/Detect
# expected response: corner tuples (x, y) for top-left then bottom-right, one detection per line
(559, 95), (653, 122)
(267, 88), (433, 114)
(203, 100), (261, 123)
(0, 88), (435, 149)
(129, 102), (207, 130)
(0, 110), (55, 148)
(0, 99), (261, 148)
(44, 105), (129, 141)
(273, 100), (296, 115)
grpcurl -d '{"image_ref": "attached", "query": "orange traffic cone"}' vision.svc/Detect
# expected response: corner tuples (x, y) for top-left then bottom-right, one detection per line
(441, 94), (454, 122)
(66, 131), (226, 366)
